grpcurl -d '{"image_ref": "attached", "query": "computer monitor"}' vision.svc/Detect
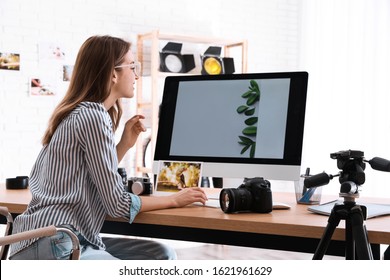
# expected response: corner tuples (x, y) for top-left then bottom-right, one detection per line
(153, 71), (308, 181)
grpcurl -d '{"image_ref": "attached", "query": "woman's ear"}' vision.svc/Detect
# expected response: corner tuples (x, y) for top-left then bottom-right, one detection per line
(112, 70), (118, 83)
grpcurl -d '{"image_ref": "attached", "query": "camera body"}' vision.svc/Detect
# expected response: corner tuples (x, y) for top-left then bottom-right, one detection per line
(219, 177), (273, 213)
(128, 177), (153, 195)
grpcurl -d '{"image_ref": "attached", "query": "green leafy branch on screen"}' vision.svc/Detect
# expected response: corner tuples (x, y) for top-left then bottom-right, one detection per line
(236, 80), (260, 158)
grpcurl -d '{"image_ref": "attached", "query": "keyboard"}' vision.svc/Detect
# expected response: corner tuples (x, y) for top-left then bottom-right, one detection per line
(192, 199), (221, 208)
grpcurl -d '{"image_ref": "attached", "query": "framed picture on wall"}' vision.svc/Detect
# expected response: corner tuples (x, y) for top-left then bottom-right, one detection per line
(29, 77), (56, 96)
(38, 42), (67, 61)
(0, 52), (20, 71)
(63, 65), (74, 81)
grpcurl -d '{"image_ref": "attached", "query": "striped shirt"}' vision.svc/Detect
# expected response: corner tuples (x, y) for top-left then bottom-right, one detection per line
(10, 102), (141, 256)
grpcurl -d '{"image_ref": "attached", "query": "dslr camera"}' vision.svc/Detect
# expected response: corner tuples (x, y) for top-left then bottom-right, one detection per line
(128, 177), (153, 195)
(219, 177), (273, 213)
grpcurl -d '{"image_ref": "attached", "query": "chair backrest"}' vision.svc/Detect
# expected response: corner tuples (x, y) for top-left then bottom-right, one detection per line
(0, 207), (80, 260)
(0, 206), (13, 260)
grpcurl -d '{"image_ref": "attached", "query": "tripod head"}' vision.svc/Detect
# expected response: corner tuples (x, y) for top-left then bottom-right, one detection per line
(304, 149), (390, 201)
(331, 150), (365, 185)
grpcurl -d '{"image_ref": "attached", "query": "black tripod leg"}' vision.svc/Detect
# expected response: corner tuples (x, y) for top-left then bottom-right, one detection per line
(345, 218), (355, 260)
(384, 245), (390, 260)
(350, 208), (373, 260)
(313, 210), (341, 260)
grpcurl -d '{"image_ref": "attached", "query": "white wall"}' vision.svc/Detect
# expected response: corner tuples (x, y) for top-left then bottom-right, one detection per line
(300, 0), (390, 198)
(3, 0), (389, 199)
(0, 0), (302, 184)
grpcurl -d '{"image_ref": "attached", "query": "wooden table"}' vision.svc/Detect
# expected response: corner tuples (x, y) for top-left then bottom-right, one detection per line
(2, 183), (390, 258)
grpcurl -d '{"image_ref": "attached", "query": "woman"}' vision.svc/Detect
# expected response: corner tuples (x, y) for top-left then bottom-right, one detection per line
(9, 35), (207, 260)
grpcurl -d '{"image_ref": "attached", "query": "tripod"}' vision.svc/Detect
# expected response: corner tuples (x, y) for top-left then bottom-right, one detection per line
(313, 193), (373, 260)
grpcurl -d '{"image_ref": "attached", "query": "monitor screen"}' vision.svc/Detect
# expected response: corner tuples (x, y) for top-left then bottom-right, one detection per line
(153, 72), (308, 181)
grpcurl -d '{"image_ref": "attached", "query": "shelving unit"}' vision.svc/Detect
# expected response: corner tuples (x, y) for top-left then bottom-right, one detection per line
(135, 30), (248, 176)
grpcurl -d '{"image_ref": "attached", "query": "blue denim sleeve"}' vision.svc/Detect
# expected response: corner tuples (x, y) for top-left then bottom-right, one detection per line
(129, 193), (141, 223)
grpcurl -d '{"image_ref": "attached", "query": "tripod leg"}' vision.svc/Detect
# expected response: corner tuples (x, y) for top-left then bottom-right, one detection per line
(313, 210), (341, 260)
(384, 245), (390, 260)
(345, 219), (355, 260)
(350, 207), (373, 260)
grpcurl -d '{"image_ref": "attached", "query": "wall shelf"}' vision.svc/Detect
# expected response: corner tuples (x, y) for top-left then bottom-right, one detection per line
(135, 30), (248, 176)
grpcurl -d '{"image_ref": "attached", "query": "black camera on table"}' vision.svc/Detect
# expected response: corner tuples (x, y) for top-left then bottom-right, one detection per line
(128, 177), (153, 195)
(219, 177), (272, 213)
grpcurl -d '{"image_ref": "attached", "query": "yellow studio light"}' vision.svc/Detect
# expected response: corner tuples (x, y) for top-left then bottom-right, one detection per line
(203, 57), (222, 75)
(201, 46), (235, 75)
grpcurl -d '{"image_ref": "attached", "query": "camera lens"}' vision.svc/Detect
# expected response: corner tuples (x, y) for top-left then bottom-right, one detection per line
(220, 191), (231, 212)
(130, 181), (145, 195)
(219, 188), (252, 213)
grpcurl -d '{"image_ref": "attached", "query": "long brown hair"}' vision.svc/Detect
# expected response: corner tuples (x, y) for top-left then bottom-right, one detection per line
(42, 35), (131, 145)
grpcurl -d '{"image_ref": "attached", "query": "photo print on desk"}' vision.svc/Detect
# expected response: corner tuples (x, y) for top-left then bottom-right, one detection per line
(156, 161), (203, 192)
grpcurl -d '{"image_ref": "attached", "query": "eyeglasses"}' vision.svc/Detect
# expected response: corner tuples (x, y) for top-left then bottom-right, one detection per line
(114, 61), (141, 77)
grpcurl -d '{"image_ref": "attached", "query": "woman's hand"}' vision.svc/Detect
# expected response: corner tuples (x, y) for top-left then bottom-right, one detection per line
(116, 115), (146, 162)
(139, 187), (208, 212)
(122, 114), (146, 148)
(169, 187), (208, 208)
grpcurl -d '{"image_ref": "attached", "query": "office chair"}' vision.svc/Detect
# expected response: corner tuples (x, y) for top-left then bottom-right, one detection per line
(0, 206), (80, 260)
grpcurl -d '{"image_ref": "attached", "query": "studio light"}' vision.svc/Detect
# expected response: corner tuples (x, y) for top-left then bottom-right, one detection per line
(201, 46), (235, 75)
(159, 42), (195, 73)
